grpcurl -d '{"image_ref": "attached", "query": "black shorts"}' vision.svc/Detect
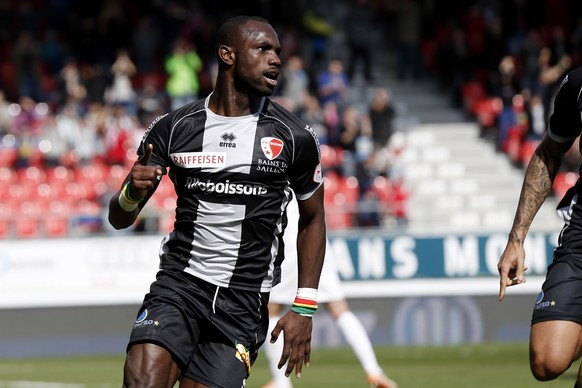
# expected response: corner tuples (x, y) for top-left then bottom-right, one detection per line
(531, 254), (582, 325)
(128, 269), (269, 388)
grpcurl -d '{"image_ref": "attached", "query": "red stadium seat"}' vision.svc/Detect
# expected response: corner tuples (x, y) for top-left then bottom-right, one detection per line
(473, 97), (503, 127)
(461, 81), (487, 114)
(0, 217), (10, 238)
(0, 147), (17, 168)
(326, 192), (353, 229)
(338, 176), (360, 203)
(520, 139), (540, 168)
(14, 202), (40, 238)
(553, 171), (578, 199)
(43, 215), (69, 237)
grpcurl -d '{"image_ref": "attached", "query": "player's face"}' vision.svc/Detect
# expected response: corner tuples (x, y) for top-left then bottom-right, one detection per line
(234, 21), (281, 96)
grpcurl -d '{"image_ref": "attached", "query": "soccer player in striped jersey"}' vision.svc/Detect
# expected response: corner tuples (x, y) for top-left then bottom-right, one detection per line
(498, 67), (582, 388)
(108, 15), (326, 388)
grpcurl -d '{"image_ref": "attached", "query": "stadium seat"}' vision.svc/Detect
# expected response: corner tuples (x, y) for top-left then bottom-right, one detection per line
(338, 176), (360, 204)
(553, 171), (578, 199)
(14, 202), (41, 238)
(46, 165), (74, 185)
(461, 81), (487, 114)
(326, 192), (353, 229)
(0, 217), (10, 238)
(520, 139), (540, 168)
(473, 97), (503, 128)
(43, 215), (70, 237)
(0, 147), (17, 168)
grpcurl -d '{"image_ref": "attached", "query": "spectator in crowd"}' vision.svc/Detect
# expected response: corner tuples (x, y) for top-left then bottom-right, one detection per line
(299, 94), (328, 145)
(136, 76), (167, 127)
(368, 87), (395, 149)
(316, 58), (350, 109)
(105, 49), (137, 116)
(165, 37), (203, 110)
(338, 104), (372, 179)
(278, 55), (309, 113)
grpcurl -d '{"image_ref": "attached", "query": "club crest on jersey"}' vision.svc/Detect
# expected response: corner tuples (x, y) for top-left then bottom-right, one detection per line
(260, 137), (284, 160)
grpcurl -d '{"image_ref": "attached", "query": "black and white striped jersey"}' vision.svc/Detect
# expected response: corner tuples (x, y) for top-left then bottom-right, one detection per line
(139, 94), (323, 292)
(547, 67), (582, 256)
(548, 66), (582, 145)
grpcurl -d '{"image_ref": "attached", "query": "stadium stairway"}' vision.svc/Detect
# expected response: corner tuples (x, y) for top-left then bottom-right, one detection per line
(318, 1), (563, 234)
(363, 51), (563, 233)
(398, 122), (563, 233)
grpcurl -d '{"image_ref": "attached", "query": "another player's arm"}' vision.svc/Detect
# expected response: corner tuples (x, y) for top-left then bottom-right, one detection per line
(271, 185), (326, 378)
(108, 144), (164, 229)
(498, 134), (574, 300)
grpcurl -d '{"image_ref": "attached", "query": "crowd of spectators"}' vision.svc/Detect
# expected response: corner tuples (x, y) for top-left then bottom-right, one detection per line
(2, 0), (582, 239)
(436, 0), (582, 200)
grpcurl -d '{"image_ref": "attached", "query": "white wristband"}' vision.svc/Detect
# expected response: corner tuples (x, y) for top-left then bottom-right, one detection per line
(118, 191), (139, 212)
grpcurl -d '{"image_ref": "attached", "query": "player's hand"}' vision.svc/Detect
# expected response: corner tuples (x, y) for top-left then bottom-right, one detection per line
(128, 144), (163, 201)
(270, 311), (313, 379)
(497, 240), (528, 301)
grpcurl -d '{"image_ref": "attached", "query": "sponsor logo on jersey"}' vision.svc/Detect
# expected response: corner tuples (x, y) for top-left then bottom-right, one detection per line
(256, 158), (288, 174)
(134, 308), (159, 328)
(534, 290), (556, 310)
(260, 137), (284, 160)
(171, 152), (226, 168)
(313, 162), (322, 183)
(220, 132), (237, 148)
(185, 177), (268, 195)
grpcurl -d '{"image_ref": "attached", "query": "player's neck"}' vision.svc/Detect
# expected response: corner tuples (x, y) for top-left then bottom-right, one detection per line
(209, 81), (262, 117)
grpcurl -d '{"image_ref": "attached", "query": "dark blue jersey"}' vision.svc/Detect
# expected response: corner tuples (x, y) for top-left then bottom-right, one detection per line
(138, 95), (322, 292)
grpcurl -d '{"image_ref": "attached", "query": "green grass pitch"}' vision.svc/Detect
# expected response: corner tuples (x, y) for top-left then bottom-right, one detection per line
(0, 343), (577, 387)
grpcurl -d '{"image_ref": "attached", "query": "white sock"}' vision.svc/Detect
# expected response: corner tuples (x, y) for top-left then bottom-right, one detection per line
(336, 311), (383, 376)
(263, 315), (293, 388)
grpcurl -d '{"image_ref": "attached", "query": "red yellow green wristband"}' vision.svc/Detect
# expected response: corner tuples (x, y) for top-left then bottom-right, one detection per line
(291, 288), (318, 317)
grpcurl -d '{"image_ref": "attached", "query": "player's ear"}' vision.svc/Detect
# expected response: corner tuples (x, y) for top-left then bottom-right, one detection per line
(219, 45), (235, 66)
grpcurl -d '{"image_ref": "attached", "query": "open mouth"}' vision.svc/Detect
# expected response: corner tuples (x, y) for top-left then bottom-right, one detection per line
(264, 72), (279, 87)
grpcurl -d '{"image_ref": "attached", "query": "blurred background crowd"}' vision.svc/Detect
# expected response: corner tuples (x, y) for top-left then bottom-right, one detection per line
(1, 0), (582, 239)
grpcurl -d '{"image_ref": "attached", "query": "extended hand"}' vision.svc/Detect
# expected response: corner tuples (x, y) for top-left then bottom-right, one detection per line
(269, 311), (313, 378)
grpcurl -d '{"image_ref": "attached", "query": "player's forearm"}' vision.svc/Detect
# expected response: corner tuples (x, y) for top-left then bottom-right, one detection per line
(509, 139), (567, 243)
(296, 219), (326, 289)
(108, 191), (140, 229)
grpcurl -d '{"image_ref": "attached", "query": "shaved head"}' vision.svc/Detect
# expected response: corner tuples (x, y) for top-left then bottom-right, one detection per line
(215, 15), (270, 55)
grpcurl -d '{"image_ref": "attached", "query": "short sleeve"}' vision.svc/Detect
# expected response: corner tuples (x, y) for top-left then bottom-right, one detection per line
(137, 113), (171, 170)
(548, 68), (582, 143)
(289, 124), (323, 200)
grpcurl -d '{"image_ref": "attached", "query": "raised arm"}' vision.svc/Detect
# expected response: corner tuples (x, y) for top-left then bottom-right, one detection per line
(108, 144), (164, 229)
(498, 135), (574, 300)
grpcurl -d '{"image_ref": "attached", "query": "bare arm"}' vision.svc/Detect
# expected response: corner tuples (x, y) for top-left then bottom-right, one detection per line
(108, 144), (163, 229)
(296, 186), (326, 289)
(270, 185), (326, 379)
(498, 135), (575, 299)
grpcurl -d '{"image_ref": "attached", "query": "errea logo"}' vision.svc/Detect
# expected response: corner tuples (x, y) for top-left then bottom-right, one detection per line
(220, 132), (237, 148)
